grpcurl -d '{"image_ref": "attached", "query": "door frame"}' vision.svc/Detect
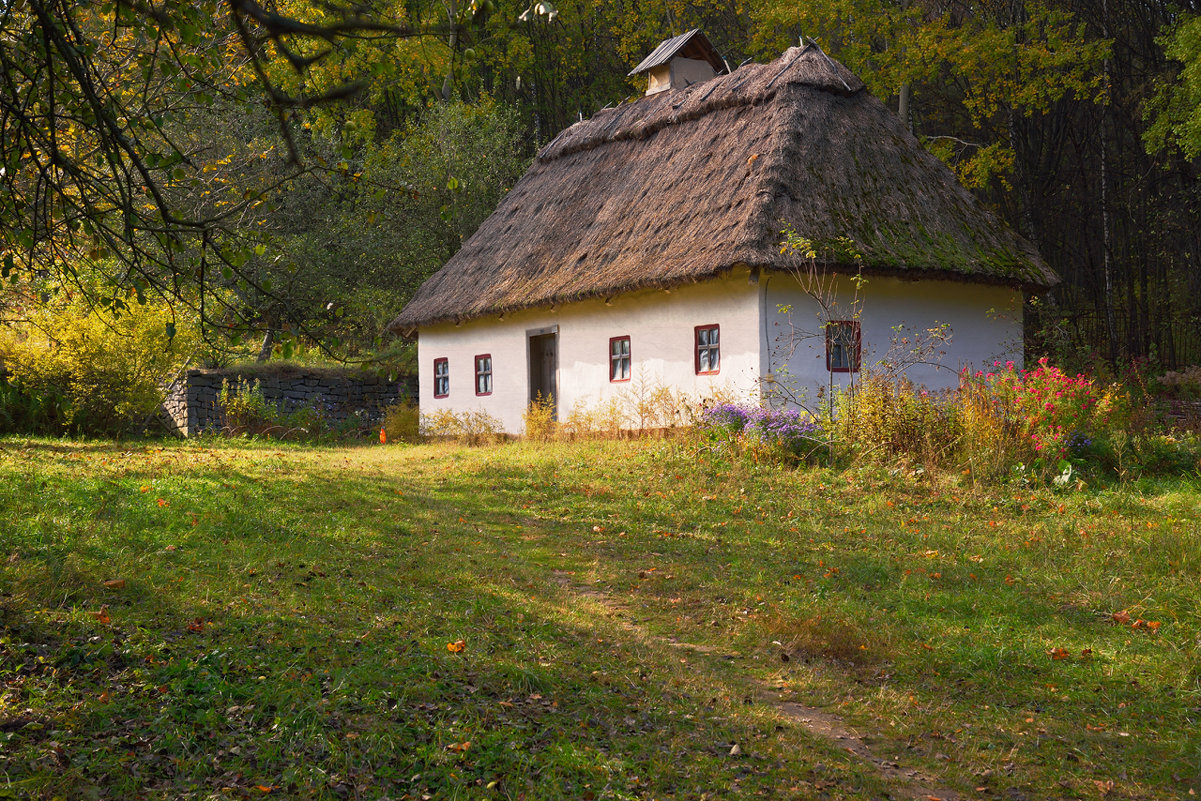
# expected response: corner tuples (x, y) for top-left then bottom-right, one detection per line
(527, 325), (559, 418)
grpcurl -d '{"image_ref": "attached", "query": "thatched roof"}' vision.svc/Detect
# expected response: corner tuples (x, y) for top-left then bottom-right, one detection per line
(389, 44), (1056, 333)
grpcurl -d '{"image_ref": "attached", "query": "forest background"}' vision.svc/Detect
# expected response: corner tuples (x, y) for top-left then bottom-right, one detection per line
(2, 0), (1200, 390)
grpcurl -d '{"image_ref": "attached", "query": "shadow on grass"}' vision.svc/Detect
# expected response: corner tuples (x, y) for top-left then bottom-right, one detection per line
(3, 438), (1199, 799)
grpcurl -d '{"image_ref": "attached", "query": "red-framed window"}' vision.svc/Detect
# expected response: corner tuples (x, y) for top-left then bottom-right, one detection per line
(826, 320), (861, 373)
(433, 357), (450, 398)
(695, 324), (720, 375)
(475, 354), (493, 396)
(609, 336), (631, 382)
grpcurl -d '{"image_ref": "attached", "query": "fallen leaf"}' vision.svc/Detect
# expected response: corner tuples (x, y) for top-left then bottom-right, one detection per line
(157, 498), (169, 507)
(1112, 610), (1130, 625)
(91, 606), (111, 625)
(447, 640), (466, 653)
(446, 741), (471, 752)
(1048, 647), (1071, 660)
(187, 617), (206, 632)
(103, 579), (126, 590)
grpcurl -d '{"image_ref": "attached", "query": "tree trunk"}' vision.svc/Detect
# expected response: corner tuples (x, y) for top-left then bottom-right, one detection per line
(1100, 0), (1119, 362)
(256, 329), (274, 363)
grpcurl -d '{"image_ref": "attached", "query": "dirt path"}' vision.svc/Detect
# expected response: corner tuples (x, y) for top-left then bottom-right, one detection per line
(551, 571), (964, 801)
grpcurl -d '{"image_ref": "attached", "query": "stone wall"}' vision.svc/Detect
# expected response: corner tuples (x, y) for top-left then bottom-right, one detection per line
(161, 367), (415, 437)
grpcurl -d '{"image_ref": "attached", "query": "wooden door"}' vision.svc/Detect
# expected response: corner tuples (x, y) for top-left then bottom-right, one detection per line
(528, 331), (558, 418)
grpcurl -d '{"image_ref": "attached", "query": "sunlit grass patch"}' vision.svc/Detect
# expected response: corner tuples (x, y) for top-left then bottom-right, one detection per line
(0, 435), (1198, 799)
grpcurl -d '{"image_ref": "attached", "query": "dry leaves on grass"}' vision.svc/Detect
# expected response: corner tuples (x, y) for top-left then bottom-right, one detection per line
(1112, 610), (1161, 630)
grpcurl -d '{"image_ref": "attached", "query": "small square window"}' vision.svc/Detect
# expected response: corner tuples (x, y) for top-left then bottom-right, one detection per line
(433, 357), (450, 398)
(609, 336), (631, 382)
(475, 354), (493, 396)
(826, 321), (861, 373)
(695, 324), (720, 375)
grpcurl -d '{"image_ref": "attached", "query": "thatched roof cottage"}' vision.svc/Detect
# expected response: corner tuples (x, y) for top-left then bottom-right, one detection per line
(389, 32), (1055, 432)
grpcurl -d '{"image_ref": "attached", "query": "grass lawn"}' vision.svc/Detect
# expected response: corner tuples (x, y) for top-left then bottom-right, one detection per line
(0, 436), (1197, 800)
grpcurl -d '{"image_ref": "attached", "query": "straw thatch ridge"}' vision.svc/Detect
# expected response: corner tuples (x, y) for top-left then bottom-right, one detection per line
(389, 44), (1056, 333)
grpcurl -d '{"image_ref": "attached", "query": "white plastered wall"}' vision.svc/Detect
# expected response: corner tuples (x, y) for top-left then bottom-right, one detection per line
(763, 273), (1024, 411)
(416, 269), (764, 434)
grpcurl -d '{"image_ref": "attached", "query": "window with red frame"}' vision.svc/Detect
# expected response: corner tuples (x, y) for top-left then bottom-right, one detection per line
(475, 354), (493, 396)
(825, 321), (861, 373)
(609, 336), (631, 382)
(433, 357), (450, 397)
(695, 324), (720, 375)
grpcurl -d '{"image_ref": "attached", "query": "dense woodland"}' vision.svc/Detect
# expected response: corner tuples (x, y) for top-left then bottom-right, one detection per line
(1, 0), (1200, 373)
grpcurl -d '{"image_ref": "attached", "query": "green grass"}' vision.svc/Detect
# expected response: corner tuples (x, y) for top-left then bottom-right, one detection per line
(0, 436), (1198, 800)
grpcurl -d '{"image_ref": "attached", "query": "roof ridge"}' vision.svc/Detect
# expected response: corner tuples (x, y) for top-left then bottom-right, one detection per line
(540, 47), (863, 164)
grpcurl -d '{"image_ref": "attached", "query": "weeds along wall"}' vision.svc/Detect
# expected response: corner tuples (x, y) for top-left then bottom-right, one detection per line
(161, 368), (415, 436)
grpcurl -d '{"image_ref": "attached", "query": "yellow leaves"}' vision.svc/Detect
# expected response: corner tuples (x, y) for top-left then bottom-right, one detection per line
(445, 740), (471, 753)
(446, 639), (466, 653)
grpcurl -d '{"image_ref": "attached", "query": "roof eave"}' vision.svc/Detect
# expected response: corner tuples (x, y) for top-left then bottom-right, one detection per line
(389, 259), (1057, 333)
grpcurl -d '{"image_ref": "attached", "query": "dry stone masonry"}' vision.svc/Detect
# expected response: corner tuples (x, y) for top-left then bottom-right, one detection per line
(161, 367), (414, 437)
